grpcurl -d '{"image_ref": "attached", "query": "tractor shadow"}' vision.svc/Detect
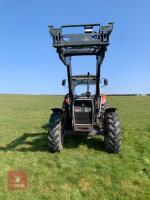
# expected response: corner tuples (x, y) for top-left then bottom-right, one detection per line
(64, 135), (105, 152)
(0, 123), (105, 152)
(0, 132), (48, 152)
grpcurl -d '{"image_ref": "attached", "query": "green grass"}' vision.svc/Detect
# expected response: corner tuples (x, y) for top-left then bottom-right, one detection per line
(0, 94), (150, 200)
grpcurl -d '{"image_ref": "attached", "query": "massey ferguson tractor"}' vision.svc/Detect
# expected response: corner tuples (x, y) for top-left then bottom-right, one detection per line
(48, 23), (121, 153)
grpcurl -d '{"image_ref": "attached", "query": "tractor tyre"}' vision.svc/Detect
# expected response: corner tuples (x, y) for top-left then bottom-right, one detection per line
(104, 111), (121, 153)
(48, 112), (63, 152)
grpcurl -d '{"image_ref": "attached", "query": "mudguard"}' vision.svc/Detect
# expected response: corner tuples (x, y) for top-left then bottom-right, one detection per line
(105, 107), (116, 113)
(51, 108), (62, 113)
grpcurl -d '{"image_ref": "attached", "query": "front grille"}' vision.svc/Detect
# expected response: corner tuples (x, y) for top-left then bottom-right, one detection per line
(75, 112), (92, 124)
(74, 99), (92, 124)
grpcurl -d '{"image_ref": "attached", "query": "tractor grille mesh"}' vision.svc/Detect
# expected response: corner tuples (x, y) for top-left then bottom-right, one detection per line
(75, 112), (92, 124)
(74, 99), (92, 124)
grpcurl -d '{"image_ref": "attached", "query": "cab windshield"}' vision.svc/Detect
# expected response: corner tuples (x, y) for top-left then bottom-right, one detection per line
(73, 78), (96, 96)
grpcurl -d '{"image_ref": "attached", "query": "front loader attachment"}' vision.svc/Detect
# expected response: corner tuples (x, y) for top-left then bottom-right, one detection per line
(48, 23), (113, 56)
(48, 23), (113, 98)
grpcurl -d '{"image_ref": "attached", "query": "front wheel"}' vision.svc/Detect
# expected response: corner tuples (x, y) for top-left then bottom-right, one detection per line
(48, 111), (63, 152)
(104, 110), (121, 153)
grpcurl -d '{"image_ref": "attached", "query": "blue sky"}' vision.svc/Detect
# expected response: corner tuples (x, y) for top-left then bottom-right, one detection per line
(0, 0), (149, 94)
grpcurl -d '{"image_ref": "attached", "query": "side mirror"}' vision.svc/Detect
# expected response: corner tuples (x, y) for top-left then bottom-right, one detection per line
(62, 79), (66, 86)
(104, 78), (108, 86)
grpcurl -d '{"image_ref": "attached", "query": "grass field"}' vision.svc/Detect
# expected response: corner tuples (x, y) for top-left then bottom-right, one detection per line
(0, 94), (150, 200)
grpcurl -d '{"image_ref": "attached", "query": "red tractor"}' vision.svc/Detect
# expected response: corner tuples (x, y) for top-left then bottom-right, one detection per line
(48, 23), (121, 153)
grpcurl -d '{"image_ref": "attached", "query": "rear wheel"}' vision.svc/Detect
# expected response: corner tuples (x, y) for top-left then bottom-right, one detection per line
(48, 111), (63, 152)
(104, 110), (121, 153)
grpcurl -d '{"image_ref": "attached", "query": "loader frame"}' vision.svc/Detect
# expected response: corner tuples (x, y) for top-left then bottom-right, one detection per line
(48, 23), (113, 98)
